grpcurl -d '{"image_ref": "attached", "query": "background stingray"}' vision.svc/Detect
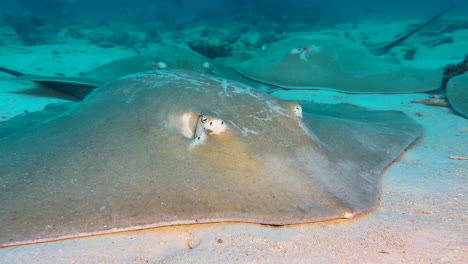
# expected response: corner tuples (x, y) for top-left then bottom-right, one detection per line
(83, 44), (211, 83)
(446, 73), (468, 118)
(233, 37), (444, 93)
(0, 70), (421, 247)
(25, 44), (212, 99)
(1, 44), (273, 99)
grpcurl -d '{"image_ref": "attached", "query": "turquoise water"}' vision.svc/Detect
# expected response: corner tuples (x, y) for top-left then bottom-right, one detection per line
(0, 0), (466, 258)
(1, 0), (466, 23)
(0, 1), (465, 49)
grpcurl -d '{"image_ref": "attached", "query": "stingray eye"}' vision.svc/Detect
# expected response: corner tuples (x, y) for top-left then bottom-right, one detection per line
(293, 105), (303, 119)
(179, 112), (202, 139)
(201, 116), (208, 123)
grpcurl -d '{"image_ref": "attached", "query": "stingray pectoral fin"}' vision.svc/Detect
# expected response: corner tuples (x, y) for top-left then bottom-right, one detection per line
(301, 102), (423, 213)
(447, 73), (468, 118)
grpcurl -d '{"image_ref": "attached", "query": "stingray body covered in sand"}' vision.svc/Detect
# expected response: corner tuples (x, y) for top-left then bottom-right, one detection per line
(231, 37), (468, 118)
(233, 37), (444, 93)
(0, 69), (422, 247)
(446, 73), (468, 118)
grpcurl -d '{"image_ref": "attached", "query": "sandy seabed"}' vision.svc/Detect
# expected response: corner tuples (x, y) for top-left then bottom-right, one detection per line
(0, 18), (466, 263)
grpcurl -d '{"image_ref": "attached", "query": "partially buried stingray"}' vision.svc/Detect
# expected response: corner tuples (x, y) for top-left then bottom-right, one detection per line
(4, 44), (265, 100)
(233, 36), (444, 93)
(446, 73), (468, 118)
(0, 70), (422, 247)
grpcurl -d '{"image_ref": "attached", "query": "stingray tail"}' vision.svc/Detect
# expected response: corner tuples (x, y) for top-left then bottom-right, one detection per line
(0, 67), (26, 77)
(375, 3), (457, 56)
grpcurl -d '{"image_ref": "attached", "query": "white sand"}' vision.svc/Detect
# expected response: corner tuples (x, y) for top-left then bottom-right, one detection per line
(0, 19), (466, 263)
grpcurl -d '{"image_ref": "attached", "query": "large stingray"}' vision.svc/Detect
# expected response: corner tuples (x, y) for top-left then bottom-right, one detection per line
(446, 73), (468, 118)
(233, 36), (444, 93)
(0, 70), (422, 248)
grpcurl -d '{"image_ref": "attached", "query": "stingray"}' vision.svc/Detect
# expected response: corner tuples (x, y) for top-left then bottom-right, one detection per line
(1, 44), (214, 100)
(0, 44), (269, 99)
(0, 70), (421, 247)
(447, 73), (468, 118)
(233, 36), (444, 93)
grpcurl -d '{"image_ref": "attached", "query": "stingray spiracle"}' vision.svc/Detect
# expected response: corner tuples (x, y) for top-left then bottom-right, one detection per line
(197, 112), (226, 137)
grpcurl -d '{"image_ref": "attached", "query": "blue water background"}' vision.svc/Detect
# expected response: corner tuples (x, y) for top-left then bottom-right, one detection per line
(0, 0), (466, 24)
